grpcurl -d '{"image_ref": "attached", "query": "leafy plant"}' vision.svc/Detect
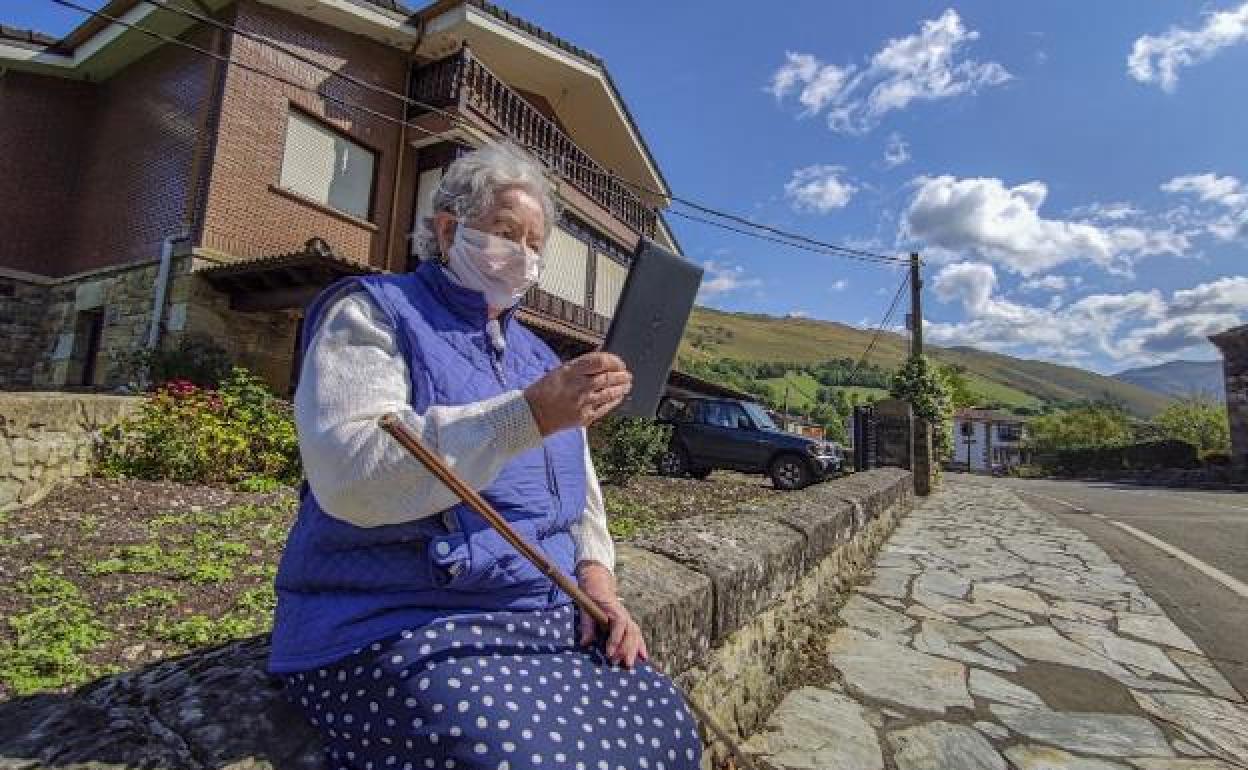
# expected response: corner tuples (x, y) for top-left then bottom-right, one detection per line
(0, 568), (112, 695)
(110, 333), (234, 391)
(890, 355), (954, 458)
(236, 476), (287, 493)
(150, 587), (276, 649)
(604, 498), (660, 539)
(1026, 403), (1134, 452)
(97, 367), (300, 484)
(121, 587), (183, 610)
(1149, 396), (1230, 455)
(88, 535), (249, 584)
(590, 416), (672, 487)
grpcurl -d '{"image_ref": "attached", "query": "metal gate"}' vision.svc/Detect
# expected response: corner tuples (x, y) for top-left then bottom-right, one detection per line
(853, 400), (913, 471)
(853, 405), (876, 471)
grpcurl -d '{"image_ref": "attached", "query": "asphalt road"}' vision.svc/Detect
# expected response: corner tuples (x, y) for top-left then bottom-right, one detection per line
(971, 475), (1248, 698)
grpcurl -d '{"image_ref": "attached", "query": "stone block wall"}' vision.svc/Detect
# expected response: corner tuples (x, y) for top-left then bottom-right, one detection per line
(0, 271), (52, 389)
(1210, 326), (1248, 472)
(0, 469), (915, 769)
(167, 258), (301, 396)
(0, 393), (142, 511)
(4, 257), (300, 396)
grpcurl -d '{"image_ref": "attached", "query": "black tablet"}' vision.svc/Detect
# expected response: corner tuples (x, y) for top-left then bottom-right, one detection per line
(602, 238), (704, 418)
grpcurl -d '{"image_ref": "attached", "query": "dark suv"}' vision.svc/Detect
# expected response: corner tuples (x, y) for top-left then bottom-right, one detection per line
(655, 396), (842, 489)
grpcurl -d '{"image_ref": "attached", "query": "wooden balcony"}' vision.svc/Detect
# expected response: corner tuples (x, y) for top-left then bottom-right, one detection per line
(409, 48), (659, 241)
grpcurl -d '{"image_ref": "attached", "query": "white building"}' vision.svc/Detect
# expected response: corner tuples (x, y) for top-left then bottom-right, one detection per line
(952, 409), (1028, 473)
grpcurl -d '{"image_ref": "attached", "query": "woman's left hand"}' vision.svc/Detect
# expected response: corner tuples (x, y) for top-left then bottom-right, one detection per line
(576, 561), (648, 668)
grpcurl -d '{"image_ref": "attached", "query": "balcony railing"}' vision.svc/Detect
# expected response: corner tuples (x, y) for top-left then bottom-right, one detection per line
(410, 47), (658, 240)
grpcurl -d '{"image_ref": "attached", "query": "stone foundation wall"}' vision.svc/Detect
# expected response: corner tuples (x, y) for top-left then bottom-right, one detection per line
(0, 271), (52, 389)
(0, 393), (142, 511)
(4, 257), (299, 395)
(0, 469), (914, 768)
(167, 258), (300, 396)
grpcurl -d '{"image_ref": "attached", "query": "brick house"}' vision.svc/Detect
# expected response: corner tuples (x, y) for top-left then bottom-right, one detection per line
(0, 0), (699, 397)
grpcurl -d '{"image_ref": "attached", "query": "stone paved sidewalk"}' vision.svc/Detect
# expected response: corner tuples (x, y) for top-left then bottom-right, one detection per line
(743, 479), (1248, 770)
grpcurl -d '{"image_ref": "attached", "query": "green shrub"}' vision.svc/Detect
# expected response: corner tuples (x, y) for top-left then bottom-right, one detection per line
(1043, 439), (1201, 476)
(97, 367), (300, 484)
(110, 334), (235, 391)
(589, 416), (671, 487)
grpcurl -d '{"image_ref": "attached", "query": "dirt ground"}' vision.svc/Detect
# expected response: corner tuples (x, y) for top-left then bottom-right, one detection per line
(0, 470), (782, 701)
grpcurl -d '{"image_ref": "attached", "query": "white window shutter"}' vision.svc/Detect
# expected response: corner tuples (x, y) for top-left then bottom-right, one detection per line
(539, 226), (589, 305)
(280, 111), (375, 221)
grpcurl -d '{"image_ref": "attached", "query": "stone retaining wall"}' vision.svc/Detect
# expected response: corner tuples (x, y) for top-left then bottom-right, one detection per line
(0, 393), (142, 511)
(0, 469), (914, 769)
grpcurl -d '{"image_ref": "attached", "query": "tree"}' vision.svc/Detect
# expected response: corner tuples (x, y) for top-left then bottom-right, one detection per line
(1151, 396), (1230, 454)
(890, 355), (954, 458)
(1025, 403), (1133, 452)
(938, 363), (979, 410)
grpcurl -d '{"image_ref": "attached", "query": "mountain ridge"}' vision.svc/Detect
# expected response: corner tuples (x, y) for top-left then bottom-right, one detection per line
(679, 306), (1174, 416)
(1113, 360), (1225, 401)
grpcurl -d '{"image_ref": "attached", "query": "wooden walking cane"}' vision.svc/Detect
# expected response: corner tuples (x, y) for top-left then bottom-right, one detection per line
(378, 413), (760, 770)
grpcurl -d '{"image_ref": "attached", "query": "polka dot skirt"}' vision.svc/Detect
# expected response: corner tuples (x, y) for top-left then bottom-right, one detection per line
(281, 605), (702, 770)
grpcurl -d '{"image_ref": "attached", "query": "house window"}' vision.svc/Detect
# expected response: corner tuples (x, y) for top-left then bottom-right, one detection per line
(279, 110), (376, 221)
(539, 226), (589, 305)
(998, 423), (1022, 442)
(960, 421), (974, 437)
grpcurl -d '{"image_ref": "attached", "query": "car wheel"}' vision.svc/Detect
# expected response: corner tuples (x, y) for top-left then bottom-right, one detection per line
(770, 453), (812, 490)
(689, 467), (713, 481)
(657, 447), (689, 477)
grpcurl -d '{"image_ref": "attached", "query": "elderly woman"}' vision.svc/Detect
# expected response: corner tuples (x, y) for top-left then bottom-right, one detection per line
(270, 142), (701, 770)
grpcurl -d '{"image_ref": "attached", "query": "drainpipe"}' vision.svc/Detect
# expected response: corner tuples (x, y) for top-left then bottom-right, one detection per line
(146, 233), (185, 349)
(384, 19), (425, 272)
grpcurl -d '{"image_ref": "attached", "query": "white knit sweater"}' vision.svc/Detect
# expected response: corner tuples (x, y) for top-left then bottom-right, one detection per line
(293, 286), (615, 571)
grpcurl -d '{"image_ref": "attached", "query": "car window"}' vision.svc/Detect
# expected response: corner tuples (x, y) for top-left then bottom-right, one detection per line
(704, 401), (750, 429)
(658, 397), (694, 423)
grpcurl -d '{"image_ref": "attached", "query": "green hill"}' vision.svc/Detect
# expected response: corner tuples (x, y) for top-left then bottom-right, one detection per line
(680, 306), (1174, 417)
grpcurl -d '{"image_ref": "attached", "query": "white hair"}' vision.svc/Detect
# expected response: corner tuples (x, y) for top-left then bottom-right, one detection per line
(411, 142), (558, 261)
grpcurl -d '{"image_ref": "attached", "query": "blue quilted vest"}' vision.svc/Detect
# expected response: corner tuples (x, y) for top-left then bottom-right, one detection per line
(268, 261), (587, 673)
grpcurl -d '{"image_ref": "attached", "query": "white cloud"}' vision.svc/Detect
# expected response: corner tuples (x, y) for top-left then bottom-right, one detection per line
(1067, 202), (1142, 222)
(1162, 173), (1248, 208)
(884, 133), (911, 167)
(1162, 172), (1248, 241)
(830, 279), (849, 291)
(786, 310), (810, 319)
(698, 260), (762, 301)
(766, 52), (855, 114)
(1128, 1), (1248, 92)
(784, 165), (857, 212)
(768, 9), (1010, 134)
(902, 175), (1189, 276)
(932, 261), (996, 312)
(1020, 274), (1070, 293)
(925, 262), (1248, 366)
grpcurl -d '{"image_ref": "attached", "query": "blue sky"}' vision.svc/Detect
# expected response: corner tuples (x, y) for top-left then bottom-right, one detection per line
(12, 1), (1248, 374)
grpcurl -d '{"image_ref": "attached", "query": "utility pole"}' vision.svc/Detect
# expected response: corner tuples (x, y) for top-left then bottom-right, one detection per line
(909, 252), (923, 358)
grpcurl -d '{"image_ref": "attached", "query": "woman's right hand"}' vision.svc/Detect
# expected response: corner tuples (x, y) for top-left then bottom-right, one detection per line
(524, 352), (632, 436)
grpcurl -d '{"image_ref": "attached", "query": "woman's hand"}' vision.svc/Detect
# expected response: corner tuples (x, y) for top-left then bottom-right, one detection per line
(524, 353), (632, 436)
(576, 561), (648, 668)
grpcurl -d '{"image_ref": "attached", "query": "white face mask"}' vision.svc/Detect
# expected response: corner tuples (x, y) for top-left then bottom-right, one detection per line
(444, 226), (544, 309)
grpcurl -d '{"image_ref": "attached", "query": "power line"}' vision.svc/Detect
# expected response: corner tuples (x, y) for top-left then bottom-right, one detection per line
(847, 274), (909, 385)
(669, 210), (907, 266)
(50, 0), (910, 267)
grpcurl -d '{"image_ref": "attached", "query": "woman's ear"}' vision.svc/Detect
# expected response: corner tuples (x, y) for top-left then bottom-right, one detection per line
(433, 212), (457, 261)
